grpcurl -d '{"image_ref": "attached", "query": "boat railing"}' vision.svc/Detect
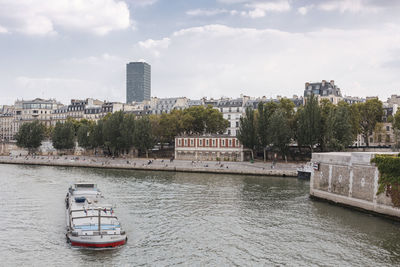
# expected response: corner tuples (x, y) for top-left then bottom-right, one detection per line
(72, 215), (118, 220)
(70, 207), (114, 213)
(72, 230), (121, 236)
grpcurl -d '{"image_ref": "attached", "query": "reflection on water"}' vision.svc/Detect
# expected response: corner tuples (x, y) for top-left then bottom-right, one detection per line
(0, 164), (399, 265)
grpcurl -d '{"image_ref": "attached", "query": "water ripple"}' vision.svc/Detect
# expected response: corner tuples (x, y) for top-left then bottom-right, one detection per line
(0, 164), (400, 266)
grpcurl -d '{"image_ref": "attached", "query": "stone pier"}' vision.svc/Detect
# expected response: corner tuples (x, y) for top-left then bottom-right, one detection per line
(310, 152), (400, 219)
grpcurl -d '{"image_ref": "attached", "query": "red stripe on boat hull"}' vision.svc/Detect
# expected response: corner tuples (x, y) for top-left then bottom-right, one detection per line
(71, 239), (126, 248)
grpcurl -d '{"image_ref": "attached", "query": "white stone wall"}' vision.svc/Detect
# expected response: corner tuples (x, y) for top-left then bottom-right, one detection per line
(310, 152), (400, 219)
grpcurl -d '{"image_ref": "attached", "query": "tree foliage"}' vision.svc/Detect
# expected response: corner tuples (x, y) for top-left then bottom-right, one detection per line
(52, 121), (75, 150)
(15, 120), (45, 152)
(77, 123), (92, 149)
(327, 102), (354, 151)
(371, 154), (400, 207)
(296, 94), (321, 152)
(393, 110), (400, 131)
(355, 98), (383, 147)
(269, 109), (292, 159)
(181, 105), (228, 135)
(102, 111), (126, 155)
(134, 116), (155, 158)
(237, 107), (257, 159)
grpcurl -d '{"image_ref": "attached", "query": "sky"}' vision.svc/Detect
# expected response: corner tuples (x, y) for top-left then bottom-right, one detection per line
(1, 0), (400, 105)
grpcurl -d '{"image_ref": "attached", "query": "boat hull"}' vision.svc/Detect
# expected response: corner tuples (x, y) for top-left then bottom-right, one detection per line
(68, 235), (127, 248)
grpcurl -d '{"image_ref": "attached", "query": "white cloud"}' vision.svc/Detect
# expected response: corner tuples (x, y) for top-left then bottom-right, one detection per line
(0, 0), (131, 36)
(14, 75), (122, 104)
(135, 24), (400, 100)
(63, 53), (121, 65)
(15, 76), (98, 103)
(138, 38), (171, 57)
(298, 5), (313, 15)
(217, 0), (249, 3)
(242, 1), (291, 18)
(0, 25), (8, 33)
(127, 0), (158, 7)
(186, 8), (237, 17)
(318, 0), (379, 13)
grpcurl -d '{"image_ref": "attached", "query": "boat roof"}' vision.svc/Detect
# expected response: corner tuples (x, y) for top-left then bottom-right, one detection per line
(74, 183), (97, 190)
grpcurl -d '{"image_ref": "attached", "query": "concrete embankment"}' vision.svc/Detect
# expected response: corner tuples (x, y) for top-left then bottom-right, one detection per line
(0, 156), (298, 177)
(310, 152), (400, 220)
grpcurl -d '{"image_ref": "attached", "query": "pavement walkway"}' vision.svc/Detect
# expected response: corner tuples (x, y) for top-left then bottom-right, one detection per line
(0, 155), (304, 177)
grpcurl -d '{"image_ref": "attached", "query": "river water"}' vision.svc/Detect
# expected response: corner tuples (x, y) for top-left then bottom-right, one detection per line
(0, 164), (399, 266)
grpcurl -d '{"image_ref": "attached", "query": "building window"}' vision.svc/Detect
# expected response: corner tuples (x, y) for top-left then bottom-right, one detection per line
(222, 139), (225, 146)
(184, 139), (188, 146)
(235, 139), (239, 146)
(386, 126), (390, 131)
(199, 139), (203, 146)
(212, 139), (216, 147)
(206, 139), (209, 146)
(229, 108), (232, 112)
(228, 130), (231, 135)
(236, 121), (239, 127)
(236, 107), (239, 112)
(386, 135), (391, 143)
(228, 114), (231, 120)
(178, 139), (182, 146)
(228, 139), (232, 147)
(190, 139), (194, 146)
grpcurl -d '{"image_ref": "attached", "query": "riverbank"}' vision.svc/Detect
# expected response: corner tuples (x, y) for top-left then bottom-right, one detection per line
(310, 152), (400, 220)
(0, 155), (299, 177)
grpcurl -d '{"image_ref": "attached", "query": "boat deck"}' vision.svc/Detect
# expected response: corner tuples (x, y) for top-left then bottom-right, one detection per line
(68, 186), (122, 234)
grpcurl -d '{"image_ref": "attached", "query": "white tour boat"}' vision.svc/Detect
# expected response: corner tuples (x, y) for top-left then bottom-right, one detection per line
(65, 183), (127, 248)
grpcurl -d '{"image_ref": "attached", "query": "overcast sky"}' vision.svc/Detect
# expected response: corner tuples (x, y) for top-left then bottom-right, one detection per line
(1, 0), (400, 105)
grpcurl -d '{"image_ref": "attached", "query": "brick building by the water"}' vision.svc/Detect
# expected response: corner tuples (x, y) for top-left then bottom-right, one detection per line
(174, 135), (247, 161)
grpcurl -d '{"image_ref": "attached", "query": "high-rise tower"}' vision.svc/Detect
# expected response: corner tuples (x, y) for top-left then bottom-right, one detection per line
(126, 62), (151, 103)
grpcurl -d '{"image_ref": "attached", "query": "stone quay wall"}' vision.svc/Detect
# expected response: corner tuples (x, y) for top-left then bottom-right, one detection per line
(310, 152), (400, 219)
(0, 156), (297, 177)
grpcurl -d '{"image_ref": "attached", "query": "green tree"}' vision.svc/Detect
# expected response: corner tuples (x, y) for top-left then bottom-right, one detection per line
(152, 110), (184, 146)
(52, 121), (75, 150)
(237, 107), (257, 160)
(355, 99), (383, 147)
(121, 113), (136, 153)
(296, 94), (321, 152)
(328, 103), (354, 151)
(393, 110), (400, 148)
(77, 123), (92, 149)
(257, 102), (268, 161)
(319, 99), (335, 151)
(182, 106), (206, 134)
(257, 101), (278, 161)
(15, 120), (46, 153)
(349, 103), (361, 138)
(373, 122), (385, 146)
(134, 116), (155, 158)
(150, 106), (228, 145)
(102, 111), (125, 156)
(269, 109), (292, 160)
(278, 98), (295, 123)
(204, 105), (229, 134)
(393, 110), (400, 131)
(90, 120), (104, 149)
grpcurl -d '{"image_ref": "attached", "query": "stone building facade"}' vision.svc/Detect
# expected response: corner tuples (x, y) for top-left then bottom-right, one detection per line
(304, 80), (343, 105)
(174, 135), (246, 161)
